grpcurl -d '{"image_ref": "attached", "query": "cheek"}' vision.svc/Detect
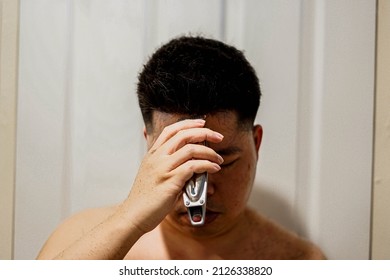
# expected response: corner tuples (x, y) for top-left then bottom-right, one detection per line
(219, 161), (256, 204)
(236, 163), (255, 194)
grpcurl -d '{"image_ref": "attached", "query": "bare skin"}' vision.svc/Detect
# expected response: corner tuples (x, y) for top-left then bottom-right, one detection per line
(37, 111), (325, 260)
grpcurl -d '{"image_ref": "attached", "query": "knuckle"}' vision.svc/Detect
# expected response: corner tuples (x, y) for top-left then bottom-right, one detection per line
(185, 160), (197, 172)
(185, 144), (196, 155)
(177, 129), (187, 137)
(148, 148), (157, 155)
(162, 125), (173, 135)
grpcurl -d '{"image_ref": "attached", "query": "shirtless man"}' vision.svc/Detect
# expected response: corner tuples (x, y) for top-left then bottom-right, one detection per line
(37, 36), (325, 260)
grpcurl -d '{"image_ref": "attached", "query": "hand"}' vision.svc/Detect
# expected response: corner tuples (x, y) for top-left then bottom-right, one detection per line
(120, 119), (224, 233)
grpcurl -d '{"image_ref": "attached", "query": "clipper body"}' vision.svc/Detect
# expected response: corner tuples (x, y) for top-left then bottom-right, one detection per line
(183, 172), (208, 226)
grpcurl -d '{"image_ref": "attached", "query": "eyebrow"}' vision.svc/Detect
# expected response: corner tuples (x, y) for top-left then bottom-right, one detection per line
(215, 146), (243, 156)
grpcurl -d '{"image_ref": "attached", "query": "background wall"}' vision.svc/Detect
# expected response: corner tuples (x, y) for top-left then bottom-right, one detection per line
(13, 0), (376, 259)
(0, 0), (19, 260)
(371, 0), (390, 260)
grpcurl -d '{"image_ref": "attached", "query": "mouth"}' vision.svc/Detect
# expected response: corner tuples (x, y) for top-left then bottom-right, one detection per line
(178, 208), (220, 226)
(188, 206), (203, 224)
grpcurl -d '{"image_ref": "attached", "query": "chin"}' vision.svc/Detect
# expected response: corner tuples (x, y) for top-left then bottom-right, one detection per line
(163, 211), (228, 238)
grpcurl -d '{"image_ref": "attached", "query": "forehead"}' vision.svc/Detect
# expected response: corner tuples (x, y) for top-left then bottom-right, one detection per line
(150, 111), (240, 136)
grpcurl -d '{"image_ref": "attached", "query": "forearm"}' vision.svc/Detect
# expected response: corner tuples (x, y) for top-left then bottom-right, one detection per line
(38, 206), (144, 260)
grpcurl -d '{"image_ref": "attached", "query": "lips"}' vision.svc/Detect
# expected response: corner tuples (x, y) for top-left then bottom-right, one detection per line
(178, 209), (220, 225)
(203, 210), (219, 224)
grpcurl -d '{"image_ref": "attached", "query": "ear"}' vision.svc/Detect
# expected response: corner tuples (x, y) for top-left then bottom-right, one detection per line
(143, 126), (147, 139)
(143, 126), (155, 149)
(252, 125), (263, 158)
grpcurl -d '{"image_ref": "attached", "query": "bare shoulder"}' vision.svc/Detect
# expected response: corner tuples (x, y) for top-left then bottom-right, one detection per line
(244, 208), (326, 260)
(37, 205), (118, 259)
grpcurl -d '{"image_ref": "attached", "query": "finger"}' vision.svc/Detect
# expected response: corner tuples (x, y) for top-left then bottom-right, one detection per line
(162, 127), (224, 154)
(151, 119), (206, 150)
(167, 144), (224, 170)
(170, 159), (222, 188)
(179, 159), (222, 179)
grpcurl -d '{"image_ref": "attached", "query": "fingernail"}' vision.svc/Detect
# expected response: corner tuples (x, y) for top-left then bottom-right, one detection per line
(217, 155), (224, 164)
(215, 132), (224, 140)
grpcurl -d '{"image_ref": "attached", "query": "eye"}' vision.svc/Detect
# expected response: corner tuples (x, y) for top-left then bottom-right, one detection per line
(220, 158), (239, 169)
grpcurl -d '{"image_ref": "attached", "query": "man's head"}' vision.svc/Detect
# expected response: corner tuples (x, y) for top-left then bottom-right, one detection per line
(137, 36), (261, 134)
(136, 36), (263, 236)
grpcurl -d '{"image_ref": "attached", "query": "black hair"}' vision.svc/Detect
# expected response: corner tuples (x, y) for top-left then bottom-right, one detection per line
(137, 36), (261, 132)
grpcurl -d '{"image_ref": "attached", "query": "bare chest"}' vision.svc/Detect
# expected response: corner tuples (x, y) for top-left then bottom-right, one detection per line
(124, 230), (262, 260)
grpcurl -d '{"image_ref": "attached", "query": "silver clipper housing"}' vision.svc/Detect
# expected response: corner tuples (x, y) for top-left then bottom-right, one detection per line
(183, 172), (208, 226)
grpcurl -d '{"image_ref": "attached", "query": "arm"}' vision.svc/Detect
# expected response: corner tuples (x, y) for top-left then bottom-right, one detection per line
(37, 206), (145, 260)
(37, 119), (224, 259)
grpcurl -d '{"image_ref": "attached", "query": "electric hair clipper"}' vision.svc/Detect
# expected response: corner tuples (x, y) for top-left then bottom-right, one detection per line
(183, 172), (208, 226)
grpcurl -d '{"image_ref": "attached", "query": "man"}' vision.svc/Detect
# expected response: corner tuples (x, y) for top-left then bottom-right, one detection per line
(37, 36), (324, 259)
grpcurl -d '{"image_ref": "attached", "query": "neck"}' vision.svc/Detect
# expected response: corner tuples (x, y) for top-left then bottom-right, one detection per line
(159, 209), (252, 259)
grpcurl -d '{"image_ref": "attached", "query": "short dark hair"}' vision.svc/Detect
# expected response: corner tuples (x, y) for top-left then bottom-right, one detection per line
(137, 36), (261, 132)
